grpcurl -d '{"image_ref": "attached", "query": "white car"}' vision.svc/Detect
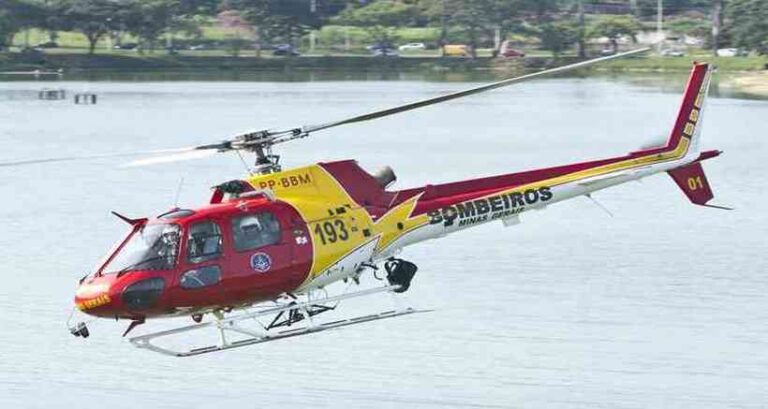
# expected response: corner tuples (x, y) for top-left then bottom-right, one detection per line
(716, 48), (746, 57)
(398, 43), (426, 51)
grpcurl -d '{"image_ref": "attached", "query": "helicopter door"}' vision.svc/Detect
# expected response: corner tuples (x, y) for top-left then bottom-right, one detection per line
(224, 210), (295, 301)
(170, 219), (228, 310)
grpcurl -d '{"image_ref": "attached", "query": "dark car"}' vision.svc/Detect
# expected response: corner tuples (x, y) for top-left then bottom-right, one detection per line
(272, 44), (300, 57)
(114, 42), (138, 50)
(372, 48), (399, 57)
(35, 41), (58, 49)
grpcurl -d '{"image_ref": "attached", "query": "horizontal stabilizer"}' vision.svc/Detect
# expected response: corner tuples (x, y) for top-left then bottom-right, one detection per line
(667, 161), (728, 209)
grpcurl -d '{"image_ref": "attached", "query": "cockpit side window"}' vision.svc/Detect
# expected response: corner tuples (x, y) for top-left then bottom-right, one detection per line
(231, 213), (281, 252)
(100, 223), (180, 275)
(186, 221), (223, 264)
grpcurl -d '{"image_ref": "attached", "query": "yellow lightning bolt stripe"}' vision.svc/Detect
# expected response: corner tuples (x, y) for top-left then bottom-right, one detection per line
(368, 194), (428, 252)
(245, 165), (428, 283)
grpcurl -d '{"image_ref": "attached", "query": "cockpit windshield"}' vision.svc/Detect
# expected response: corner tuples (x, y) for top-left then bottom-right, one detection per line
(100, 223), (181, 275)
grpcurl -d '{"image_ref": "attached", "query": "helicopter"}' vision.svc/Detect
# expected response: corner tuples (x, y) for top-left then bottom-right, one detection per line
(2, 49), (727, 357)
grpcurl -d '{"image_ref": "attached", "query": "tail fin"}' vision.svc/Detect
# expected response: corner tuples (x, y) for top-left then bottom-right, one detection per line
(664, 62), (714, 159)
(664, 64), (728, 209)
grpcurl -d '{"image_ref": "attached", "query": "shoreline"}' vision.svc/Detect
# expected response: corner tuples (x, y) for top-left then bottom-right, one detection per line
(2, 52), (766, 97)
(2, 52), (766, 72)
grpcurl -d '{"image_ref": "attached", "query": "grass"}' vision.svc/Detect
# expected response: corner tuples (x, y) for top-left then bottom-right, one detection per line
(600, 52), (768, 72)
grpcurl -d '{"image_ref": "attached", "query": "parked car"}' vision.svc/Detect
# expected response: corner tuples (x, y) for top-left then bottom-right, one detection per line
(661, 48), (686, 57)
(442, 44), (473, 57)
(272, 44), (300, 56)
(716, 48), (747, 57)
(372, 48), (399, 57)
(188, 44), (209, 51)
(498, 41), (525, 58)
(367, 42), (395, 51)
(398, 42), (426, 51)
(34, 41), (58, 49)
(19, 47), (44, 57)
(114, 42), (138, 50)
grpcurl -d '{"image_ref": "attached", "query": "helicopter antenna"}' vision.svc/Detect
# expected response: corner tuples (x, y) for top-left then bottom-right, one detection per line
(173, 177), (185, 209)
(0, 48), (651, 174)
(235, 150), (254, 175)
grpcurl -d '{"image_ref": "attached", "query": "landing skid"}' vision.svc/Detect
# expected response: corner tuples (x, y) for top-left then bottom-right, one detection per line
(128, 285), (427, 357)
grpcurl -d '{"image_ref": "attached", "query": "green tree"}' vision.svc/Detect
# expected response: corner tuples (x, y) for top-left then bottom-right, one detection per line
(0, 0), (46, 49)
(537, 20), (577, 58)
(224, 0), (269, 56)
(61, 0), (121, 54)
(420, 0), (512, 57)
(217, 8), (252, 56)
(484, 0), (526, 55)
(335, 0), (419, 48)
(123, 0), (198, 53)
(725, 0), (768, 53)
(226, 0), (324, 56)
(519, 0), (561, 22)
(588, 15), (641, 54)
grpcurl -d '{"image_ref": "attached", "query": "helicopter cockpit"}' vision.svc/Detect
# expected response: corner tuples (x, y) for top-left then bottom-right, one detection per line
(100, 223), (181, 276)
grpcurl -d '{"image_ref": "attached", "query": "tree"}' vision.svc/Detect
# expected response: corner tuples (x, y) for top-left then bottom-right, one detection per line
(0, 0), (46, 49)
(62, 0), (121, 54)
(123, 0), (196, 53)
(226, 0), (324, 56)
(335, 0), (419, 48)
(224, 0), (269, 56)
(725, 0), (768, 53)
(588, 15), (641, 54)
(420, 0), (510, 58)
(484, 0), (525, 55)
(269, 0), (323, 39)
(217, 9), (253, 56)
(537, 20), (577, 58)
(519, 0), (561, 23)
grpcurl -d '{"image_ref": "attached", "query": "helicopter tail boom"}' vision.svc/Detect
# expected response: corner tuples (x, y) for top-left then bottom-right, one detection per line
(372, 63), (723, 252)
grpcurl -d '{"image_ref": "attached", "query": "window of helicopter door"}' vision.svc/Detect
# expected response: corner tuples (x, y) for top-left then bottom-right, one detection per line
(231, 212), (282, 252)
(186, 220), (223, 264)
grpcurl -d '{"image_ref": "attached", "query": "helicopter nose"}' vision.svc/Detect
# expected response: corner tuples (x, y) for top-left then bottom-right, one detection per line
(75, 275), (168, 318)
(74, 278), (116, 317)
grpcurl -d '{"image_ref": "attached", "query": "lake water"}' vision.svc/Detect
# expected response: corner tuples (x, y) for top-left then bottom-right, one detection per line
(0, 70), (766, 408)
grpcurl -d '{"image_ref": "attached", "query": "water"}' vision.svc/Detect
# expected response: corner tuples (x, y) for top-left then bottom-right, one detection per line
(0, 72), (766, 408)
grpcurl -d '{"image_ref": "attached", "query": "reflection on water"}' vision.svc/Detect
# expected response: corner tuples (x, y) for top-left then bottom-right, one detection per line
(0, 71), (767, 408)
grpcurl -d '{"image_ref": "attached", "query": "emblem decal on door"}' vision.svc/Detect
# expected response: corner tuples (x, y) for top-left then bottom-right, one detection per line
(250, 252), (272, 273)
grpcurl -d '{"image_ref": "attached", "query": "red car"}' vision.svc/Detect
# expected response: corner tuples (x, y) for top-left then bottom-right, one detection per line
(499, 41), (526, 58)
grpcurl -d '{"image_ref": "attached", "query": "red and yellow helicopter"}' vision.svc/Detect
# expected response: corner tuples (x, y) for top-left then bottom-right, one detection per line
(3, 49), (727, 356)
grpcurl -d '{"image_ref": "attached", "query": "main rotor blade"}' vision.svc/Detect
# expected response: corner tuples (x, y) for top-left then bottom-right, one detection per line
(302, 48), (650, 135)
(0, 147), (201, 168)
(121, 149), (218, 167)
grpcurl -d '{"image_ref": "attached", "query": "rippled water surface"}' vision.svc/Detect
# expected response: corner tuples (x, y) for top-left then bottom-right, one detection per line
(0, 72), (766, 408)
